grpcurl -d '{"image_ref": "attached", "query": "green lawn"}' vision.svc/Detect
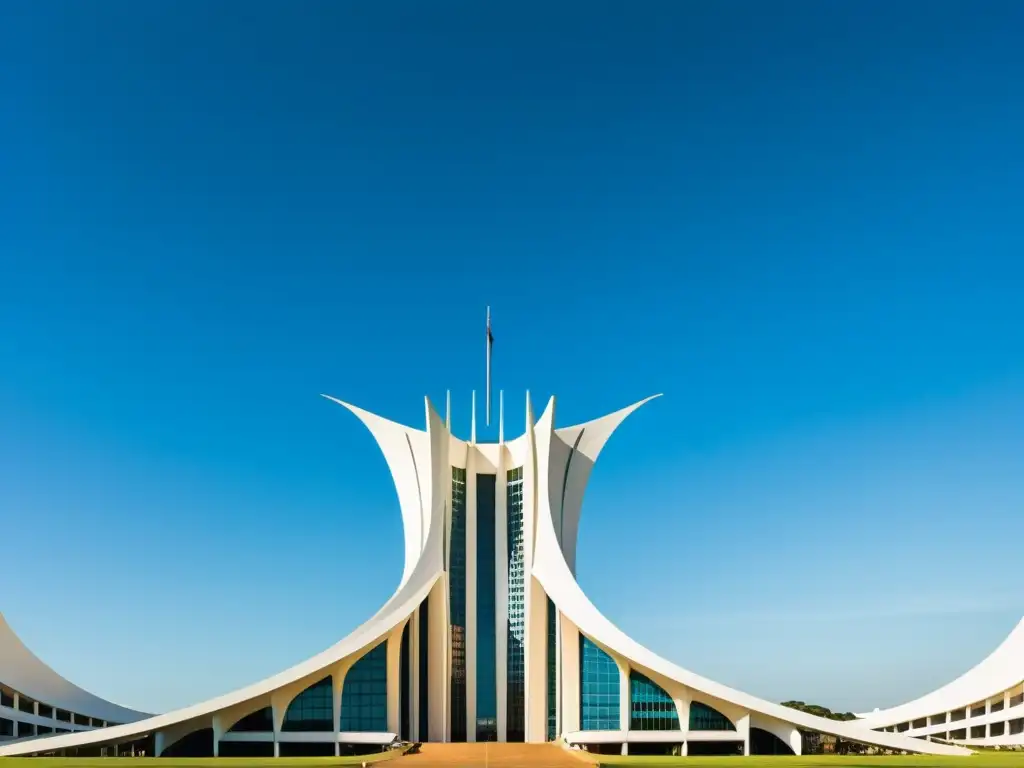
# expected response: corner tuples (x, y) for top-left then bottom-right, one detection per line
(599, 756), (1024, 768)
(0, 751), (405, 768)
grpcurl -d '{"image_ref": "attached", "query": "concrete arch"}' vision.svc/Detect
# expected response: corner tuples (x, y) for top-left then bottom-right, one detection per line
(857, 617), (1024, 729)
(0, 612), (150, 725)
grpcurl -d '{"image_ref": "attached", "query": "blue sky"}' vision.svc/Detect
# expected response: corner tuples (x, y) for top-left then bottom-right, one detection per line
(1, 0), (1023, 715)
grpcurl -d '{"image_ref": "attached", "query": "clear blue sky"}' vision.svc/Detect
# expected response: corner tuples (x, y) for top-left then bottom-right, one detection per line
(2, 0), (1023, 715)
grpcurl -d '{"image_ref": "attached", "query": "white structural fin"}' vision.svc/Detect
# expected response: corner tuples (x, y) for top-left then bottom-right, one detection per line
(526, 395), (971, 756)
(321, 394), (436, 589)
(548, 394), (662, 572)
(470, 389), (477, 443)
(498, 389), (505, 444)
(445, 389), (451, 431)
(0, 613), (151, 724)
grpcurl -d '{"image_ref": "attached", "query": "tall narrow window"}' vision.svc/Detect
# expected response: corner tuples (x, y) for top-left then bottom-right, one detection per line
(449, 467), (467, 741)
(506, 466), (525, 742)
(629, 671), (679, 730)
(579, 636), (619, 731)
(400, 621), (410, 741)
(418, 599), (429, 739)
(340, 643), (387, 732)
(547, 597), (558, 741)
(476, 473), (497, 741)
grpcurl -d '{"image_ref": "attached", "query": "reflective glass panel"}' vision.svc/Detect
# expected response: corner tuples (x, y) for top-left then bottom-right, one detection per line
(547, 598), (557, 741)
(579, 635), (619, 731)
(506, 467), (525, 742)
(629, 671), (679, 731)
(229, 707), (272, 733)
(689, 701), (735, 731)
(282, 676), (333, 732)
(340, 643), (387, 732)
(449, 467), (467, 741)
(476, 473), (497, 741)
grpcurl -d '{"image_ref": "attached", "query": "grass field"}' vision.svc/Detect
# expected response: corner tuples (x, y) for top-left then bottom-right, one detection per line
(0, 751), (403, 767)
(599, 756), (1024, 768)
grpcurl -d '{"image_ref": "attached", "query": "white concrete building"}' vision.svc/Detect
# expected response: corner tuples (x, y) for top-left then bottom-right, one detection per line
(857, 617), (1024, 749)
(0, 613), (150, 747)
(0, 392), (980, 757)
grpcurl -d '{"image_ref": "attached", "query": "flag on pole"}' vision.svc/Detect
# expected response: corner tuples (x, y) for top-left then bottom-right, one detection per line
(486, 307), (493, 426)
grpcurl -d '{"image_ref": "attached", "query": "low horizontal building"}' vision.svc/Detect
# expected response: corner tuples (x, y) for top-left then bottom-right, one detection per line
(857, 617), (1024, 749)
(0, 613), (150, 749)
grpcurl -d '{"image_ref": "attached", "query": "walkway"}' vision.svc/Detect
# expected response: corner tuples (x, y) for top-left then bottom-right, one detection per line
(394, 742), (596, 768)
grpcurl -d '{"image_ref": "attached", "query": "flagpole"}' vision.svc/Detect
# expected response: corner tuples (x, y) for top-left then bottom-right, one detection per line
(486, 306), (492, 426)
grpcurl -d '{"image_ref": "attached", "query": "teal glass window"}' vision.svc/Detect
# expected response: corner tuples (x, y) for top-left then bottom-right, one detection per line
(579, 635), (619, 730)
(340, 643), (387, 732)
(449, 467), (467, 741)
(283, 676), (332, 731)
(400, 621), (410, 740)
(547, 597), (557, 740)
(689, 701), (735, 731)
(418, 599), (429, 738)
(229, 706), (273, 732)
(506, 466), (525, 742)
(476, 473), (497, 741)
(629, 671), (679, 730)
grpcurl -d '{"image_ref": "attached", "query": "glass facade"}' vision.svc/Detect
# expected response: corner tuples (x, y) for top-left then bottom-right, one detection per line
(579, 635), (620, 731)
(229, 707), (273, 732)
(629, 671), (679, 730)
(282, 676), (333, 731)
(162, 727), (214, 758)
(689, 701), (735, 731)
(418, 598), (429, 739)
(449, 466), (467, 742)
(340, 643), (387, 732)
(506, 466), (525, 742)
(400, 621), (410, 741)
(476, 473), (497, 741)
(547, 597), (557, 741)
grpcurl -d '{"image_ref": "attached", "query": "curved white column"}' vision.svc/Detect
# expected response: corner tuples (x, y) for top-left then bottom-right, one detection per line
(528, 395), (971, 757)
